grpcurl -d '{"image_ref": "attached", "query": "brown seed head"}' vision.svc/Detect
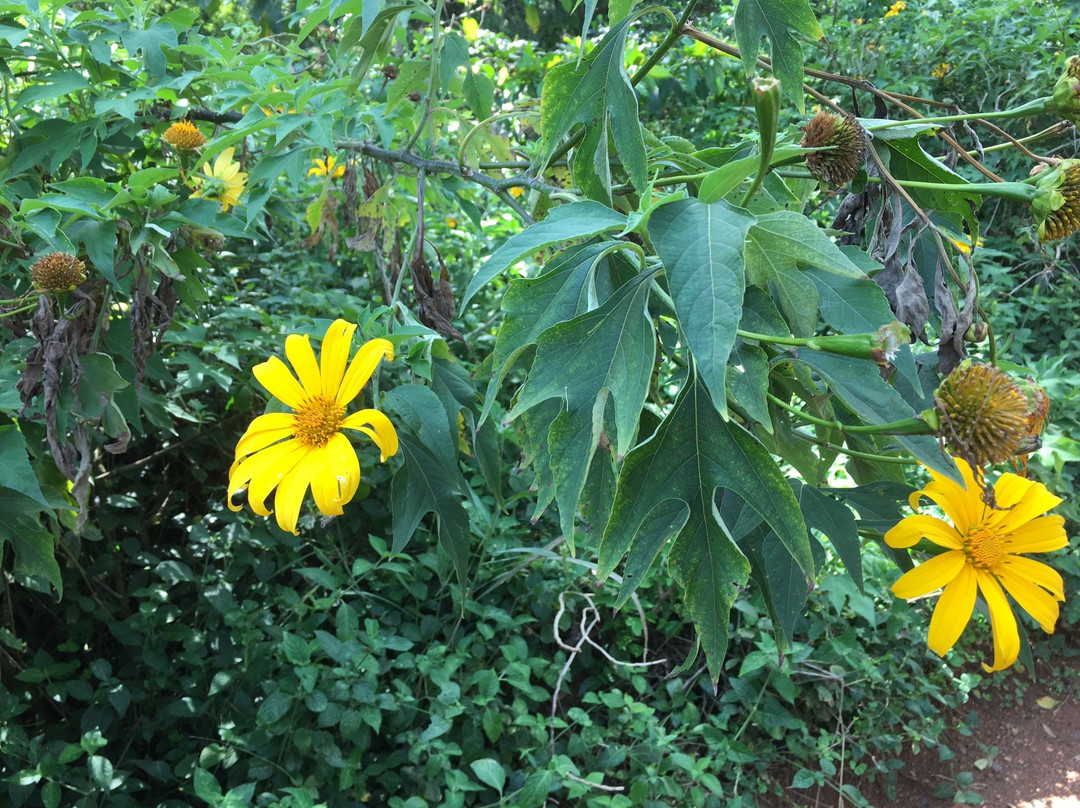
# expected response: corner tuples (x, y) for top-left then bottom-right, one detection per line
(934, 362), (1029, 467)
(31, 252), (87, 292)
(801, 111), (866, 188)
(163, 120), (206, 151)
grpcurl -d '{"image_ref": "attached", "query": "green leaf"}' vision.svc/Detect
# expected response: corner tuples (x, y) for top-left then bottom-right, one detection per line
(728, 342), (771, 428)
(462, 70), (494, 121)
(732, 0), (821, 113)
(384, 384), (459, 474)
(650, 198), (756, 417)
(193, 768), (223, 803)
(0, 512), (61, 596)
(792, 481), (862, 590)
(514, 770), (554, 808)
(15, 71), (92, 106)
(0, 427), (50, 510)
(537, 16), (647, 197)
(785, 351), (957, 480)
(805, 266), (896, 334)
(390, 434), (470, 593)
(384, 59), (428, 113)
(256, 691), (293, 725)
(746, 211), (867, 280)
(120, 21), (179, 78)
(718, 488), (814, 645)
(881, 137), (981, 238)
(462, 201), (625, 308)
(510, 271), (656, 546)
(598, 375), (811, 678)
(469, 758), (506, 793)
(88, 755), (114, 789)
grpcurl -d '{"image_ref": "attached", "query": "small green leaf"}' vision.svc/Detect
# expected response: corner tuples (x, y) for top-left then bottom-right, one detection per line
(256, 691), (293, 725)
(0, 512), (61, 596)
(469, 758), (506, 793)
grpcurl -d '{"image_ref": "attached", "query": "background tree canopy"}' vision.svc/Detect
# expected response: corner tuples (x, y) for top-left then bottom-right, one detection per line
(1, 0), (1078, 806)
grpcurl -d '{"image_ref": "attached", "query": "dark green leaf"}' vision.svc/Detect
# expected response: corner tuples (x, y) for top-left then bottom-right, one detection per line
(0, 512), (61, 596)
(599, 375), (811, 678)
(0, 427), (50, 510)
(650, 198), (756, 417)
(792, 481), (862, 590)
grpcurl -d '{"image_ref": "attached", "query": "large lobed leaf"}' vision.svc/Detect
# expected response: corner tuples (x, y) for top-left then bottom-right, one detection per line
(598, 375), (813, 679)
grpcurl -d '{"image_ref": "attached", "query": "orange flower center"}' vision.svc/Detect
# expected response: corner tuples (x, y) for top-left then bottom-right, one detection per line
(964, 526), (1005, 569)
(293, 395), (345, 448)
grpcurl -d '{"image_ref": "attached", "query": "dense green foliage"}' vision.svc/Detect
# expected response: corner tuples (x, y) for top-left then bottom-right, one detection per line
(1, 0), (1078, 806)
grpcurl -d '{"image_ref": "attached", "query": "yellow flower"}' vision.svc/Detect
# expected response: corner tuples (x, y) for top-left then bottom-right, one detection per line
(509, 186), (524, 198)
(931, 62), (951, 79)
(228, 320), (399, 535)
(946, 233), (983, 254)
(191, 147), (248, 211)
(884, 1), (906, 18)
(885, 457), (1068, 672)
(162, 120), (205, 151)
(308, 155), (346, 180)
(446, 217), (458, 229)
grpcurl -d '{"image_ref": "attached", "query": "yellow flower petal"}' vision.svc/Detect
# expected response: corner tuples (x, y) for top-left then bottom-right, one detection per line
(884, 514), (963, 549)
(320, 320), (357, 399)
(273, 449), (326, 534)
(309, 433), (361, 515)
(285, 333), (322, 394)
(337, 338), (394, 407)
(253, 356), (307, 409)
(1000, 515), (1068, 554)
(342, 408), (399, 461)
(233, 440), (307, 517)
(995, 565), (1061, 633)
(989, 479), (1064, 533)
(891, 549), (966, 599)
(976, 570), (1020, 672)
(234, 412), (297, 459)
(999, 555), (1065, 600)
(927, 564), (977, 656)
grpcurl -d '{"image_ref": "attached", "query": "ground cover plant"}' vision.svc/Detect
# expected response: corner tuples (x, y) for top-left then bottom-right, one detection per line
(1, 0), (1078, 806)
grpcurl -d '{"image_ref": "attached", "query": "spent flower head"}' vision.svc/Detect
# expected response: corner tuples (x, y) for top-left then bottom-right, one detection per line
(932, 361), (1031, 468)
(801, 111), (866, 188)
(31, 252), (87, 292)
(1031, 158), (1080, 241)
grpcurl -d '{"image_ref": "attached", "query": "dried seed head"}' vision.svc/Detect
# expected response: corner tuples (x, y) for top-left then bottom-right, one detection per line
(163, 120), (206, 151)
(31, 252), (87, 292)
(1051, 57), (1080, 126)
(801, 111), (867, 188)
(934, 362), (1029, 467)
(1032, 158), (1080, 241)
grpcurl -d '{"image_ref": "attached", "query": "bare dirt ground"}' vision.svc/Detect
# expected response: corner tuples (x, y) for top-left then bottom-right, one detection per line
(768, 652), (1080, 808)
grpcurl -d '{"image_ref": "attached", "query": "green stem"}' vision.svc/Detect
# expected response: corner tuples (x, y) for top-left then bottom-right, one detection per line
(789, 431), (919, 465)
(767, 393), (931, 436)
(862, 97), (1053, 131)
(0, 303), (37, 319)
(776, 169), (1039, 204)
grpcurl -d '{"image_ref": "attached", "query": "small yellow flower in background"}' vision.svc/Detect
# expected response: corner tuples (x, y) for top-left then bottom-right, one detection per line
(931, 63), (951, 79)
(854, 17), (863, 24)
(885, 457), (1068, 672)
(228, 319), (399, 535)
(884, 1), (906, 18)
(445, 217), (458, 229)
(308, 155), (346, 180)
(947, 233), (982, 253)
(162, 120), (206, 151)
(190, 147), (248, 211)
(509, 186), (524, 198)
